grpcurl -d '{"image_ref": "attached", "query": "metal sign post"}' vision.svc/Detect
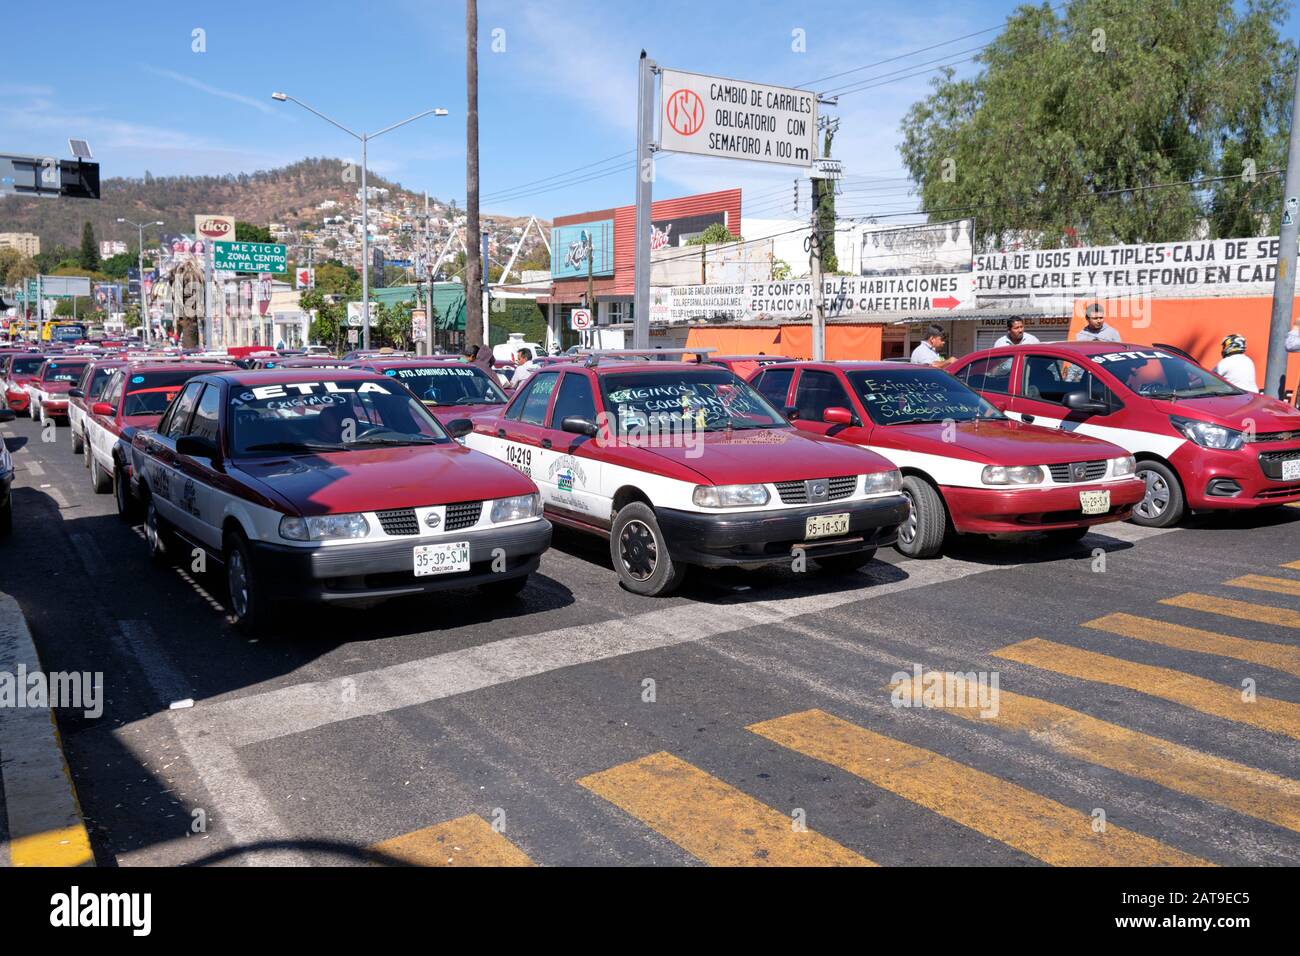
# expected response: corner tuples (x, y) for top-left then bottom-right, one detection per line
(633, 51), (657, 351)
(1266, 63), (1300, 399)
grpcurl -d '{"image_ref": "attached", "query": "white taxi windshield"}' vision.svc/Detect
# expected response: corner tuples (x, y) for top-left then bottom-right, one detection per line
(600, 369), (788, 434)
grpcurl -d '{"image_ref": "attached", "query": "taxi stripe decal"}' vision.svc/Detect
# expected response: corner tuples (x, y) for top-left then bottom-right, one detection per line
(368, 813), (533, 866)
(747, 709), (1209, 866)
(1223, 574), (1300, 598)
(1083, 612), (1300, 678)
(992, 638), (1300, 739)
(577, 751), (873, 866)
(1158, 593), (1300, 629)
(889, 675), (1300, 833)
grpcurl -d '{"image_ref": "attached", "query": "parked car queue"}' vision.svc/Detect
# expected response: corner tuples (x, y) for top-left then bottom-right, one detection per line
(2, 343), (1297, 633)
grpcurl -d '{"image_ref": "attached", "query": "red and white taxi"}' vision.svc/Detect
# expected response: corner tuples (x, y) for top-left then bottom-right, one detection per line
(27, 356), (90, 425)
(949, 342), (1300, 526)
(68, 357), (128, 457)
(465, 351), (909, 596)
(752, 362), (1145, 557)
(129, 369), (551, 630)
(351, 357), (509, 427)
(2, 352), (46, 415)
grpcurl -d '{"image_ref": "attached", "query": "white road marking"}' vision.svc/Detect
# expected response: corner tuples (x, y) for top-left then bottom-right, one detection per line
(25, 460), (44, 476)
(48, 487), (69, 509)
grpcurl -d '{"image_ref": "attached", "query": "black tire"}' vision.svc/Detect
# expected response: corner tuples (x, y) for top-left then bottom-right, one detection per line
(144, 496), (174, 565)
(479, 574), (529, 598)
(609, 501), (687, 596)
(1131, 460), (1185, 528)
(89, 450), (111, 493)
(224, 530), (269, 633)
(0, 497), (11, 537)
(1046, 525), (1091, 544)
(816, 547), (878, 574)
(113, 462), (139, 521)
(895, 475), (948, 558)
(71, 426), (84, 455)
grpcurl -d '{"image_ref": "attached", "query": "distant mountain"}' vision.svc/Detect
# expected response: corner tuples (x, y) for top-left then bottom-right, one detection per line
(0, 157), (538, 254)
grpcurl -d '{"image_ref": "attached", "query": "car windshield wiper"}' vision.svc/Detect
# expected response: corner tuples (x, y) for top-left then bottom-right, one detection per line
(344, 434), (440, 446)
(243, 440), (345, 453)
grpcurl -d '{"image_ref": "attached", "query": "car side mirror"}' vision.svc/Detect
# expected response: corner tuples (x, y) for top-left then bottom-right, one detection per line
(561, 416), (599, 437)
(91, 401), (114, 416)
(176, 435), (220, 460)
(68, 387), (83, 399)
(1063, 390), (1109, 415)
(784, 404), (799, 420)
(445, 418), (474, 439)
(822, 406), (853, 425)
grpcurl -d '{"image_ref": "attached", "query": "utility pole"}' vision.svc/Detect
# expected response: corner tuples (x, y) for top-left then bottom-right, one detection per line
(1265, 61), (1300, 400)
(809, 193), (824, 361)
(632, 50), (656, 350)
(465, 0), (483, 350)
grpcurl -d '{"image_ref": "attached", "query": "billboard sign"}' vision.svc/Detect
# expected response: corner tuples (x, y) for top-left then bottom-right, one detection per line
(295, 267), (315, 290)
(650, 211), (727, 250)
(658, 68), (817, 168)
(194, 214), (236, 245)
(347, 301), (378, 328)
(860, 219), (973, 277)
(551, 220), (614, 279)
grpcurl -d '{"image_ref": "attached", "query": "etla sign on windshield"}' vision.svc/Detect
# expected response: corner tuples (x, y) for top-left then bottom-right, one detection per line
(213, 240), (287, 274)
(658, 68), (816, 167)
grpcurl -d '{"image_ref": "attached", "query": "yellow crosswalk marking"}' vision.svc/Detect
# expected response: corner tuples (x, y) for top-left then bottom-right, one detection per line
(1281, 560), (1300, 570)
(1225, 574), (1300, 598)
(1160, 593), (1300, 629)
(748, 709), (1208, 866)
(890, 676), (1300, 833)
(993, 639), (1300, 739)
(1085, 612), (1300, 679)
(368, 814), (533, 866)
(9, 824), (95, 868)
(577, 751), (873, 866)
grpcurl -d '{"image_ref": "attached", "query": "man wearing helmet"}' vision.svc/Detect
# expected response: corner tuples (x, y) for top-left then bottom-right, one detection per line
(1214, 334), (1258, 392)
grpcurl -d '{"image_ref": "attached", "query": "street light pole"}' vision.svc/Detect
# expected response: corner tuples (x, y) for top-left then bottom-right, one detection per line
(271, 92), (448, 352)
(118, 217), (163, 344)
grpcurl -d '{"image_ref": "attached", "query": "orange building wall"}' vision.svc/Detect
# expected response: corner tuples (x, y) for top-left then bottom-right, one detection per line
(685, 323), (883, 360)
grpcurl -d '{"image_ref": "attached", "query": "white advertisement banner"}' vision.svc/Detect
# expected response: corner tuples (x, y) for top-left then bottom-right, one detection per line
(658, 68), (817, 168)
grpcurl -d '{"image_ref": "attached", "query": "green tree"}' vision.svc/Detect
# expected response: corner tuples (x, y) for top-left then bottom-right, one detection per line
(79, 222), (99, 271)
(235, 221), (273, 243)
(898, 0), (1296, 247)
(686, 222), (743, 246)
(815, 122), (839, 273)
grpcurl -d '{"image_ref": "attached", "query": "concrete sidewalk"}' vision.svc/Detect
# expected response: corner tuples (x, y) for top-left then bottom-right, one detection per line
(0, 591), (93, 867)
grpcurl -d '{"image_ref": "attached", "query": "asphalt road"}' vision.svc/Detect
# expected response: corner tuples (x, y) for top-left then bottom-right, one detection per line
(2, 413), (1298, 867)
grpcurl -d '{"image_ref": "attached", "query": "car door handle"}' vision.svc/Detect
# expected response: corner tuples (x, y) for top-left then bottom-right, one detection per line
(541, 439), (552, 449)
(496, 428), (506, 438)
(1022, 414), (1035, 423)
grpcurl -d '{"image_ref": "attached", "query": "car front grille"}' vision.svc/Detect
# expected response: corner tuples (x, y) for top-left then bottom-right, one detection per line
(445, 500), (483, 531)
(775, 476), (858, 504)
(1048, 460), (1108, 483)
(1258, 448), (1300, 480)
(377, 508), (419, 536)
(1249, 430), (1300, 443)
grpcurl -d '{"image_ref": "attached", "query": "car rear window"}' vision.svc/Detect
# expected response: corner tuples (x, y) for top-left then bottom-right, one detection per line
(378, 365), (506, 407)
(11, 357), (44, 375)
(43, 362), (88, 383)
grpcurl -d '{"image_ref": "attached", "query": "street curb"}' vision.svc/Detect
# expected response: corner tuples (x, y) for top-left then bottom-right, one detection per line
(0, 591), (94, 867)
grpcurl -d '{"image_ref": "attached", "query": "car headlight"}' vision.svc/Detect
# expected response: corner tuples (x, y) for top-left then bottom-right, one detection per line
(1171, 416), (1242, 451)
(862, 470), (902, 495)
(490, 493), (541, 523)
(279, 513), (370, 541)
(1111, 455), (1136, 477)
(692, 483), (771, 508)
(981, 465), (1045, 485)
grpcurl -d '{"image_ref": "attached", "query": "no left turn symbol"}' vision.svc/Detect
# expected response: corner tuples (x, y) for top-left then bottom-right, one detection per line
(666, 88), (705, 136)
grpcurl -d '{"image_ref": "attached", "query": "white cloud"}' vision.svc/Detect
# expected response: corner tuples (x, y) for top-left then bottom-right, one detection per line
(141, 67), (278, 115)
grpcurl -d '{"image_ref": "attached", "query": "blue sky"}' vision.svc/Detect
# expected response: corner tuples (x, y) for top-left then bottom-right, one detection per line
(0, 0), (1199, 222)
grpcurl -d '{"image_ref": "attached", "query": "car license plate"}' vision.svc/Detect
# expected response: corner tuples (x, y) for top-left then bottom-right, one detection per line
(413, 541), (471, 576)
(1079, 490), (1110, 515)
(806, 513), (850, 539)
(1283, 458), (1300, 481)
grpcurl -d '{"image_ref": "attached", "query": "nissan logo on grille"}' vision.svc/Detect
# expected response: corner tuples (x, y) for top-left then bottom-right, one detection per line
(1071, 462), (1088, 482)
(424, 512), (441, 529)
(807, 479), (829, 503)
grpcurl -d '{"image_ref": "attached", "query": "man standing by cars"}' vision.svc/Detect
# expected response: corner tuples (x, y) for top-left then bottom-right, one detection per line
(1287, 319), (1300, 352)
(1076, 303), (1122, 342)
(910, 324), (953, 367)
(993, 316), (1040, 348)
(1214, 334), (1258, 392)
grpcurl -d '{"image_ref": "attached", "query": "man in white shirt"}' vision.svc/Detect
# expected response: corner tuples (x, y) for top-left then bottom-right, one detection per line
(510, 349), (541, 388)
(1287, 320), (1300, 352)
(993, 317), (1040, 348)
(910, 324), (953, 367)
(1076, 304), (1122, 343)
(1214, 334), (1258, 392)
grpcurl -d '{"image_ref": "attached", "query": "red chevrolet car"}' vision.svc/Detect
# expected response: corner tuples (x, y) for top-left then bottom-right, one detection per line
(949, 342), (1300, 526)
(129, 369), (552, 630)
(2, 352), (46, 415)
(351, 357), (509, 427)
(68, 358), (128, 457)
(752, 362), (1145, 557)
(465, 353), (909, 595)
(27, 357), (90, 425)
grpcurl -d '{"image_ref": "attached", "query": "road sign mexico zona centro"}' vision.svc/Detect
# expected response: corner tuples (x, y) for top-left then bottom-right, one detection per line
(212, 240), (287, 274)
(658, 68), (817, 168)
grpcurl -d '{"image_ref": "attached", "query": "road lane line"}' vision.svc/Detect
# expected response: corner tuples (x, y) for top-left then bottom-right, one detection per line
(992, 639), (1300, 739)
(1159, 593), (1300, 629)
(890, 676), (1300, 833)
(1224, 574), (1300, 598)
(748, 709), (1210, 866)
(577, 751), (872, 867)
(1084, 612), (1300, 679)
(25, 460), (44, 477)
(368, 814), (533, 867)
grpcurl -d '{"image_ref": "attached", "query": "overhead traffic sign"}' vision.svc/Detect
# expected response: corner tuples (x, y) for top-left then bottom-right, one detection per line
(212, 240), (286, 274)
(658, 69), (817, 168)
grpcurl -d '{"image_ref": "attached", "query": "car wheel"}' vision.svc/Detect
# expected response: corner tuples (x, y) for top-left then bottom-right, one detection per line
(479, 574), (528, 598)
(144, 496), (173, 565)
(113, 463), (139, 521)
(895, 476), (947, 558)
(610, 501), (687, 596)
(224, 531), (269, 633)
(89, 451), (111, 493)
(1131, 460), (1184, 528)
(816, 547), (878, 574)
(72, 426), (84, 455)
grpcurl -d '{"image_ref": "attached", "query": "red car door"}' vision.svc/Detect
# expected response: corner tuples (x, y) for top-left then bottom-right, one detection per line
(1009, 352), (1122, 432)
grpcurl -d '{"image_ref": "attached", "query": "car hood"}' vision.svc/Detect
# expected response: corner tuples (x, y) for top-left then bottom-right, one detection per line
(638, 427), (895, 484)
(1145, 392), (1300, 433)
(877, 419), (1127, 465)
(426, 401), (507, 424)
(39, 382), (75, 395)
(233, 443), (537, 515)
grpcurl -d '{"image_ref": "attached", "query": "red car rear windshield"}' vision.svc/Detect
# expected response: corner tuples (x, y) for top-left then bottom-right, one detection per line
(43, 362), (88, 383)
(11, 357), (44, 375)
